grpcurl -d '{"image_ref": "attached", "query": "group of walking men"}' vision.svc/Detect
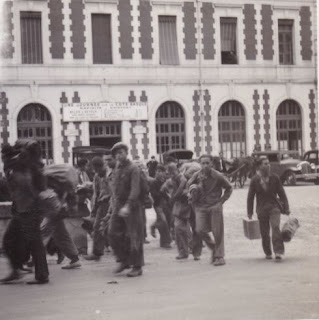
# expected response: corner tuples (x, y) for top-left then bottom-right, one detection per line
(0, 139), (290, 284)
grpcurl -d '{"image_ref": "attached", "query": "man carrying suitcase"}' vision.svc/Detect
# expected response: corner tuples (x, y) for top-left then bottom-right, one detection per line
(247, 156), (290, 261)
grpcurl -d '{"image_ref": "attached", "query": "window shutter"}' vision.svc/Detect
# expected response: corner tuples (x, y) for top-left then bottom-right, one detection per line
(159, 16), (179, 65)
(92, 14), (112, 64)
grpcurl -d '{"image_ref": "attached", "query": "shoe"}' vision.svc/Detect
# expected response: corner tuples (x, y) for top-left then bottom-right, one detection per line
(0, 270), (21, 283)
(57, 252), (65, 265)
(127, 267), (143, 277)
(61, 261), (81, 269)
(113, 263), (130, 274)
(105, 247), (111, 253)
(213, 258), (226, 266)
(150, 227), (156, 238)
(20, 266), (33, 273)
(27, 278), (49, 285)
(83, 254), (101, 261)
(265, 255), (273, 260)
(161, 244), (172, 249)
(275, 254), (283, 261)
(175, 255), (188, 260)
(194, 256), (201, 261)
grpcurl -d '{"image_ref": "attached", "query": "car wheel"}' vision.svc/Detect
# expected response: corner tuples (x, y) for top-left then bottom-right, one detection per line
(283, 171), (296, 186)
(314, 179), (319, 185)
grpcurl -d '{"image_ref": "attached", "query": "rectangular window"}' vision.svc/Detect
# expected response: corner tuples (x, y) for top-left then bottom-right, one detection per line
(158, 16), (179, 65)
(20, 11), (43, 64)
(220, 17), (238, 64)
(278, 19), (294, 65)
(92, 14), (112, 64)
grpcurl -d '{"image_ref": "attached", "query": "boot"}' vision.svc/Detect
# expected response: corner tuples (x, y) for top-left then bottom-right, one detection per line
(0, 270), (21, 283)
(127, 267), (142, 277)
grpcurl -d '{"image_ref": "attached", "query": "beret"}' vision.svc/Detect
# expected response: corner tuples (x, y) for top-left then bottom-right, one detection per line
(111, 142), (128, 156)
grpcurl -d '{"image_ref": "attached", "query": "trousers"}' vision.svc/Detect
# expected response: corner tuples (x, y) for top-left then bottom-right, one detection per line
(195, 202), (225, 259)
(4, 213), (49, 281)
(258, 208), (284, 255)
(92, 201), (109, 256)
(189, 207), (203, 258)
(108, 205), (144, 267)
(41, 217), (78, 261)
(174, 217), (191, 257)
(151, 205), (172, 247)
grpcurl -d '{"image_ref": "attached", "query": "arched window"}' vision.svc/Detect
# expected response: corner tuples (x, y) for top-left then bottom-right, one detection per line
(17, 103), (53, 163)
(218, 100), (246, 159)
(156, 101), (186, 154)
(276, 100), (302, 153)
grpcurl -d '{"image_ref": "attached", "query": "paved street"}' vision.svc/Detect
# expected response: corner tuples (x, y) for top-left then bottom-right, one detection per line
(0, 184), (318, 320)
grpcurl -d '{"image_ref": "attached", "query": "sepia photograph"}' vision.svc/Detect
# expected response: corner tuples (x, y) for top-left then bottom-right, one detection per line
(0, 0), (318, 319)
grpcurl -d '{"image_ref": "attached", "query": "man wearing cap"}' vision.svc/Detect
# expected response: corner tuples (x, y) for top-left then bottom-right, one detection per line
(108, 143), (144, 277)
(187, 154), (233, 266)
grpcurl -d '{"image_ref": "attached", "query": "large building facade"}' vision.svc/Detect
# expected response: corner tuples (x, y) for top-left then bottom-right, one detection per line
(0, 0), (317, 171)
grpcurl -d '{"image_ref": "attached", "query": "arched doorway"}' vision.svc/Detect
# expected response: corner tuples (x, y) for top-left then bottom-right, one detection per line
(276, 100), (303, 153)
(218, 100), (246, 159)
(155, 101), (186, 154)
(17, 103), (53, 163)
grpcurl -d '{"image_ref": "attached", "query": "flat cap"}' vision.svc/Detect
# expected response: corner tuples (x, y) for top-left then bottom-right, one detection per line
(111, 142), (128, 156)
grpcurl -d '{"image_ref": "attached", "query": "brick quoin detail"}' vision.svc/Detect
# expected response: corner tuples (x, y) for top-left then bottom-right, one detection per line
(201, 2), (215, 60)
(193, 90), (201, 157)
(243, 4), (257, 60)
(204, 90), (212, 154)
(48, 0), (65, 59)
(300, 6), (313, 61)
(128, 91), (138, 158)
(253, 90), (261, 151)
(183, 2), (197, 60)
(263, 90), (271, 150)
(72, 92), (82, 148)
(69, 0), (86, 59)
(60, 92), (70, 163)
(118, 0), (134, 59)
(138, 0), (153, 59)
(309, 89), (317, 149)
(1, 1), (14, 59)
(0, 92), (10, 148)
(140, 91), (149, 160)
(261, 5), (274, 60)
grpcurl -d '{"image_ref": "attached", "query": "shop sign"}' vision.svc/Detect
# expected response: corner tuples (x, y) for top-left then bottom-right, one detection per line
(63, 102), (148, 122)
(132, 125), (147, 134)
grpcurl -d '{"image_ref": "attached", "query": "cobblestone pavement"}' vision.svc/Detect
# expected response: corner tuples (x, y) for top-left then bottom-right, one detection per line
(0, 185), (318, 320)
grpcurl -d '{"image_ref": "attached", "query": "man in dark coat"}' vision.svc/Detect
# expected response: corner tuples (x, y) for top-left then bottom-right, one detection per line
(108, 143), (144, 277)
(247, 156), (290, 261)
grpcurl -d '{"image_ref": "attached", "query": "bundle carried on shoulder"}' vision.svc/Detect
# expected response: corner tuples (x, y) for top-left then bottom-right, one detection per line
(44, 164), (78, 193)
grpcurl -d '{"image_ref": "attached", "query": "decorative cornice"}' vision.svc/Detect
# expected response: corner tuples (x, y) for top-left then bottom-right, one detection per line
(273, 5), (300, 11)
(84, 0), (118, 4)
(151, 0), (182, 7)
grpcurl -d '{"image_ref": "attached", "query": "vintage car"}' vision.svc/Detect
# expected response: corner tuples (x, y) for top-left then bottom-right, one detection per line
(295, 150), (319, 185)
(252, 150), (302, 186)
(72, 146), (110, 180)
(161, 149), (194, 165)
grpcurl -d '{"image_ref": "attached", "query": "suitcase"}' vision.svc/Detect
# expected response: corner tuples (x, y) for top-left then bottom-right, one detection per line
(243, 218), (261, 240)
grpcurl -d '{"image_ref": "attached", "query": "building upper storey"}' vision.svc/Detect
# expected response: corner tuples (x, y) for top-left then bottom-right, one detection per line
(0, 0), (316, 84)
